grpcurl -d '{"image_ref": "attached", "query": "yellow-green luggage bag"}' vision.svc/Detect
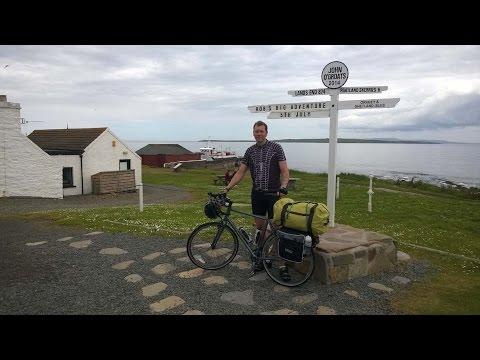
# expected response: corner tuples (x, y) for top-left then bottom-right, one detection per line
(273, 197), (329, 239)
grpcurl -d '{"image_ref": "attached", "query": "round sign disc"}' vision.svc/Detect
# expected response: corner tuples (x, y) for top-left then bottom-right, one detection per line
(322, 61), (349, 89)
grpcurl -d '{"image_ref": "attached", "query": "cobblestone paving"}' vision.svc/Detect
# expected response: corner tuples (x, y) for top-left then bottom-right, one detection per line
(0, 217), (429, 315)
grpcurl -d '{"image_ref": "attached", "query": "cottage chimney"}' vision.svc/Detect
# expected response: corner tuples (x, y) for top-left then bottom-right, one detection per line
(0, 94), (22, 132)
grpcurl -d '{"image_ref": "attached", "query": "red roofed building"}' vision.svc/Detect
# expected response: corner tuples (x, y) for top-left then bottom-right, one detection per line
(136, 144), (201, 167)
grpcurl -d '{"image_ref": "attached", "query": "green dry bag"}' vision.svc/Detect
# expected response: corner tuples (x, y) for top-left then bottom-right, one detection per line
(273, 197), (329, 238)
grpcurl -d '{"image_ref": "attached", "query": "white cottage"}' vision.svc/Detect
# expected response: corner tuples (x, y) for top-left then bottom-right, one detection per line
(0, 95), (62, 198)
(28, 127), (142, 196)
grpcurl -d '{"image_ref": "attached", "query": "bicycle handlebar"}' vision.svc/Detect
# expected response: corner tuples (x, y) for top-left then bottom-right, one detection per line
(208, 191), (231, 205)
(208, 191), (228, 199)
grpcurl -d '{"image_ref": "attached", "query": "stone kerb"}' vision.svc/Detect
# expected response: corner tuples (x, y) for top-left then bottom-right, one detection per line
(312, 224), (398, 285)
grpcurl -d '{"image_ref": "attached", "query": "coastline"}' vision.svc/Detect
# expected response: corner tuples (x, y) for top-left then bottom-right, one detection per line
(289, 169), (480, 190)
(197, 139), (475, 144)
(125, 140), (480, 190)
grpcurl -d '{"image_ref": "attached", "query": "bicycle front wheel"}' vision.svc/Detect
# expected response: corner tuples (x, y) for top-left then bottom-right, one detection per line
(186, 222), (239, 270)
(262, 232), (315, 287)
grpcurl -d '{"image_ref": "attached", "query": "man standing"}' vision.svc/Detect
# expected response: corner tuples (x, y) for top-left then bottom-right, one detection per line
(224, 121), (290, 270)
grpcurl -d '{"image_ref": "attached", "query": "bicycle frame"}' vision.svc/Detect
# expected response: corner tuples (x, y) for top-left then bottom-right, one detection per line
(214, 202), (276, 261)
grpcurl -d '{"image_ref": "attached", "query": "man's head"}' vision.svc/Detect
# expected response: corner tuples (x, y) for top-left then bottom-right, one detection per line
(253, 121), (268, 145)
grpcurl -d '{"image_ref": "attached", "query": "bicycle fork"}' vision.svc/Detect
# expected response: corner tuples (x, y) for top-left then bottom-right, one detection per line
(211, 221), (227, 249)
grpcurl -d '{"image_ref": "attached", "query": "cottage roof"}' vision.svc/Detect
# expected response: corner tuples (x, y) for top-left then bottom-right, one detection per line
(28, 128), (108, 155)
(136, 144), (194, 156)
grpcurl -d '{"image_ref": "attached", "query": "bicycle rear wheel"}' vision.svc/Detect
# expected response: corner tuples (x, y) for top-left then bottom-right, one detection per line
(186, 222), (239, 270)
(262, 232), (315, 287)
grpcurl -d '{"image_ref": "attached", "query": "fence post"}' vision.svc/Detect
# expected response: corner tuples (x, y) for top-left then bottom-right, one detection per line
(336, 176), (340, 199)
(138, 183), (144, 212)
(367, 175), (374, 212)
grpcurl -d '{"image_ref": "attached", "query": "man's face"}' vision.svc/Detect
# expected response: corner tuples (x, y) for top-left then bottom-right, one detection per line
(253, 125), (267, 144)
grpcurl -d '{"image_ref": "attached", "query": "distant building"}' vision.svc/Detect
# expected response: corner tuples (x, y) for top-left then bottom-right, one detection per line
(136, 144), (201, 167)
(0, 95), (62, 198)
(28, 127), (142, 196)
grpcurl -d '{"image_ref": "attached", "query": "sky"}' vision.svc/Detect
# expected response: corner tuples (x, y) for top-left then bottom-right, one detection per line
(1, 45), (479, 143)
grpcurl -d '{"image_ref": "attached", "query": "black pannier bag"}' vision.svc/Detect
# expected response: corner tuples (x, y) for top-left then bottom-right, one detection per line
(276, 227), (306, 263)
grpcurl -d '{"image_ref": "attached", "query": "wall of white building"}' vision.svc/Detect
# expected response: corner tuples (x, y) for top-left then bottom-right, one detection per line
(0, 100), (62, 198)
(82, 129), (142, 194)
(55, 155), (82, 196)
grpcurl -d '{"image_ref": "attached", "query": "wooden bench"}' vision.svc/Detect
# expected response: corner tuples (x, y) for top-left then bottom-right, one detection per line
(287, 177), (300, 190)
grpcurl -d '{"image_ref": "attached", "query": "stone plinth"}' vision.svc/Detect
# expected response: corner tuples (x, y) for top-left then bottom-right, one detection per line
(312, 224), (398, 285)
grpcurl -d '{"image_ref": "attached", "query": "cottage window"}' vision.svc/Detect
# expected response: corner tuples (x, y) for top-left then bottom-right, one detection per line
(63, 167), (74, 188)
(119, 159), (131, 170)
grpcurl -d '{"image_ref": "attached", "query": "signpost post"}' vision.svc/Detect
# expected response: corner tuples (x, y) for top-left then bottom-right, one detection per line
(248, 61), (400, 228)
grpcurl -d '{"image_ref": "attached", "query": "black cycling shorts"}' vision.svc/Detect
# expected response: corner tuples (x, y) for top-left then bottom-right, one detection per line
(251, 190), (280, 218)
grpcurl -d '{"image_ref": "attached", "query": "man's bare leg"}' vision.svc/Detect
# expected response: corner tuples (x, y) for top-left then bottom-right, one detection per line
(254, 217), (271, 249)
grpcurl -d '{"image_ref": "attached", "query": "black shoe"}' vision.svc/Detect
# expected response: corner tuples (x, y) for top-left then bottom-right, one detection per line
(251, 247), (265, 271)
(279, 266), (291, 282)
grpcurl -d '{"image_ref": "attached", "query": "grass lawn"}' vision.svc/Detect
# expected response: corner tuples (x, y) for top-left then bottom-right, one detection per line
(20, 165), (480, 314)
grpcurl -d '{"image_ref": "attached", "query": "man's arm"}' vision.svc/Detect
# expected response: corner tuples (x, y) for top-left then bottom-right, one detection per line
(225, 163), (248, 191)
(279, 160), (289, 189)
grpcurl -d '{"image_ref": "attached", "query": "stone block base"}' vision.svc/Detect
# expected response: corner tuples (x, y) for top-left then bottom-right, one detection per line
(312, 224), (398, 285)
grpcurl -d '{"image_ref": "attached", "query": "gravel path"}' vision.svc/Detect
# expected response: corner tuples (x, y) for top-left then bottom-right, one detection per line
(0, 184), (191, 214)
(0, 217), (429, 315)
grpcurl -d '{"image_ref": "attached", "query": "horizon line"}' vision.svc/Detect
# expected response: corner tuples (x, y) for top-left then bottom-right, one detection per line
(121, 138), (478, 144)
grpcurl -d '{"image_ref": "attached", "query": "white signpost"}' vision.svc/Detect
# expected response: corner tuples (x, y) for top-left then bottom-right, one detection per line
(248, 61), (400, 228)
(248, 101), (330, 113)
(338, 98), (400, 110)
(266, 111), (330, 119)
(288, 86), (388, 96)
(321, 61), (349, 89)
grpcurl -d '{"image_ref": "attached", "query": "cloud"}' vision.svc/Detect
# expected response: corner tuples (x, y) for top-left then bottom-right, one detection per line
(341, 92), (480, 131)
(1, 45), (480, 142)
